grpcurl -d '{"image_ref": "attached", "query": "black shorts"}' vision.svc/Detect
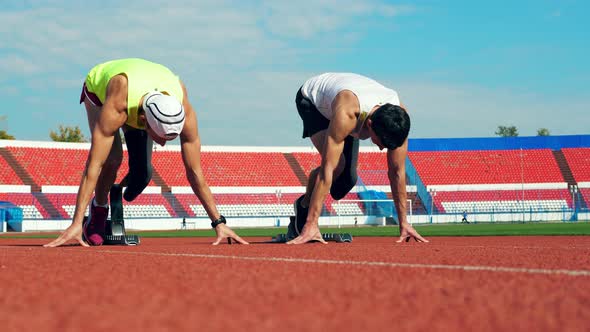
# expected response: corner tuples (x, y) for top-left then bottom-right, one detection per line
(296, 88), (330, 138)
(295, 87), (359, 199)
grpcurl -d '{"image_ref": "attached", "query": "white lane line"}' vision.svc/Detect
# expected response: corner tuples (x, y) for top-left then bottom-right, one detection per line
(423, 244), (590, 250)
(97, 250), (590, 277)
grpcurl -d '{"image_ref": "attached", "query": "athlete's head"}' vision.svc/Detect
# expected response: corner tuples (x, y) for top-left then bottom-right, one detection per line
(142, 91), (185, 140)
(369, 104), (410, 150)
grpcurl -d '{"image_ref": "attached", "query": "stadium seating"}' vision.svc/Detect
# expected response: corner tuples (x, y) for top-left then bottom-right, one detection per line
(292, 151), (390, 186)
(0, 154), (23, 185)
(44, 193), (174, 219)
(325, 192), (364, 216)
(5, 147), (152, 186)
(433, 189), (572, 213)
(409, 149), (564, 185)
(0, 193), (46, 219)
(291, 152), (321, 180)
(357, 152), (389, 185)
(562, 148), (590, 182)
(153, 151), (301, 187)
(173, 193), (301, 217)
(7, 147), (88, 186)
(1, 138), (587, 223)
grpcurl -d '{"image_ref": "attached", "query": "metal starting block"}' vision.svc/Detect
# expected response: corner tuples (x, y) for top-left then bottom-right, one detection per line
(271, 232), (353, 243)
(323, 233), (353, 243)
(103, 217), (140, 245)
(103, 234), (141, 246)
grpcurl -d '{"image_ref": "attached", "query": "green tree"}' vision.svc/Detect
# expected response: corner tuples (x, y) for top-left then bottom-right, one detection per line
(495, 125), (519, 137)
(49, 125), (88, 142)
(537, 128), (550, 136)
(0, 115), (14, 139)
(0, 130), (15, 140)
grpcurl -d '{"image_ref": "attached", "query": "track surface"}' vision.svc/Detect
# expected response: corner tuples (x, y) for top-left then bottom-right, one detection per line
(1, 236), (589, 332)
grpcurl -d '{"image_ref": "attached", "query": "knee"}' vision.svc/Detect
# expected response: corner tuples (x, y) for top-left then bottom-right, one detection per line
(330, 172), (358, 200)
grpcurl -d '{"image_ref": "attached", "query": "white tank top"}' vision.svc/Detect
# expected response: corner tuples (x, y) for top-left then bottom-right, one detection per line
(300, 73), (400, 139)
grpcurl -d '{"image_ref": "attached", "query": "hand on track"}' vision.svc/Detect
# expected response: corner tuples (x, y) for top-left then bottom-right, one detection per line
(212, 223), (249, 245)
(396, 223), (429, 243)
(44, 223), (89, 248)
(287, 224), (327, 244)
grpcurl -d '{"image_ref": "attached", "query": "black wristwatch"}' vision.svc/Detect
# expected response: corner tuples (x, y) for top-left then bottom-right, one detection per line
(211, 215), (227, 228)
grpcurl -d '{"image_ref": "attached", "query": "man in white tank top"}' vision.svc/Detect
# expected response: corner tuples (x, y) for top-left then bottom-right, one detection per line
(288, 73), (427, 244)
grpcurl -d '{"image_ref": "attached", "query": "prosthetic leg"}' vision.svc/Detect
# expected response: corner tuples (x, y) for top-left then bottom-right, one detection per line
(101, 129), (152, 245)
(103, 184), (140, 245)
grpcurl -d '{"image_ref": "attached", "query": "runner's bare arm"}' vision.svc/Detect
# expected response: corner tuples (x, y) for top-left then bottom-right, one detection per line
(73, 78), (128, 225)
(387, 138), (409, 224)
(44, 77), (128, 247)
(178, 82), (247, 245)
(386, 104), (428, 243)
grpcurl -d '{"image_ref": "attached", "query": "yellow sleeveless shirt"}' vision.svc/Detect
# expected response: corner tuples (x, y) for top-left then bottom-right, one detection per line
(84, 58), (183, 129)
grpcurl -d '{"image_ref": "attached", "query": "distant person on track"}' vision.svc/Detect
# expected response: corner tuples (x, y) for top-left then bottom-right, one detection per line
(44, 58), (247, 247)
(462, 210), (469, 223)
(288, 73), (428, 244)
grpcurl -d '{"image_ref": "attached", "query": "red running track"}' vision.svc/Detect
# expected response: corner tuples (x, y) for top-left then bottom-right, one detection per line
(0, 236), (589, 332)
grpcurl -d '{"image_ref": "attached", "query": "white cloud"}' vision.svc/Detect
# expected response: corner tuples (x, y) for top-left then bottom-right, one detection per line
(5, 1), (584, 145)
(260, 1), (413, 39)
(1, 0), (413, 144)
(1, 0), (408, 76)
(395, 80), (590, 138)
(0, 55), (41, 75)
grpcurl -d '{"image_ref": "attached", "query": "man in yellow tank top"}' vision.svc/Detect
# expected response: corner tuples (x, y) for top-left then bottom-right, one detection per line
(45, 58), (247, 247)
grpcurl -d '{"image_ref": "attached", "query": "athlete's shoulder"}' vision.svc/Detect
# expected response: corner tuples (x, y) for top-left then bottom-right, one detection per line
(107, 74), (128, 90)
(332, 90), (359, 117)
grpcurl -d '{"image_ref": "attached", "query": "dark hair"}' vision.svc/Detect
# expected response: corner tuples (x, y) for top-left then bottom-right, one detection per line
(370, 104), (410, 150)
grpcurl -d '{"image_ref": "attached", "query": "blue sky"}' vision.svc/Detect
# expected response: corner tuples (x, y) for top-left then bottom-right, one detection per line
(0, 0), (588, 146)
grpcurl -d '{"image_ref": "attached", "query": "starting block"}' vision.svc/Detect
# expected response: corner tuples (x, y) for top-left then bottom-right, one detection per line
(277, 215), (352, 243)
(84, 184), (140, 246)
(103, 218), (140, 246)
(271, 232), (353, 243)
(322, 233), (353, 243)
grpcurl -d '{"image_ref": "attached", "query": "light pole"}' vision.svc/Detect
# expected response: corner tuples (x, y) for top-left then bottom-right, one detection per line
(520, 148), (525, 223)
(429, 188), (437, 224)
(275, 189), (282, 227)
(569, 184), (578, 221)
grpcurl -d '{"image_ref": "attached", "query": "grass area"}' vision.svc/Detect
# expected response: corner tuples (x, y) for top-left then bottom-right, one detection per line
(134, 222), (590, 238)
(3, 222), (590, 239)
